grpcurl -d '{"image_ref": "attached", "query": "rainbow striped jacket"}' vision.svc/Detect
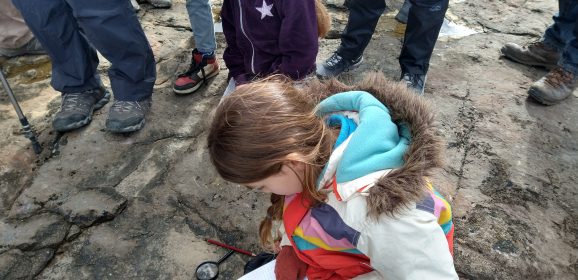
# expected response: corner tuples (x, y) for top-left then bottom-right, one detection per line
(279, 91), (458, 280)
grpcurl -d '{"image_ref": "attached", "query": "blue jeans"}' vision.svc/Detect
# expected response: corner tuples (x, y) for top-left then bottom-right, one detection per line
(12, 0), (156, 101)
(186, 0), (216, 53)
(543, 0), (578, 74)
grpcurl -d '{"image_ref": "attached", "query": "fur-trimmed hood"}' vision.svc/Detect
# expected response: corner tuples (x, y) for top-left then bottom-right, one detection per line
(306, 72), (445, 218)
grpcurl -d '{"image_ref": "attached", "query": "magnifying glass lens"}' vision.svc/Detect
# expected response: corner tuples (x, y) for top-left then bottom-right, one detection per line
(196, 262), (219, 280)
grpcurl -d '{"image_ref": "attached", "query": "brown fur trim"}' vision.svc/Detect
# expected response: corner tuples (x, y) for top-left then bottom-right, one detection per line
(306, 72), (445, 218)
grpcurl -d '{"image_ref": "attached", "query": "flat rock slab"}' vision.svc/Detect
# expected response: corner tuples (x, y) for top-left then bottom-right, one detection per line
(0, 213), (69, 253)
(57, 189), (127, 228)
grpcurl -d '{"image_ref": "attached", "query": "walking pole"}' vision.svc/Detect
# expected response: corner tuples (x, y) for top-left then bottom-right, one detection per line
(0, 69), (42, 154)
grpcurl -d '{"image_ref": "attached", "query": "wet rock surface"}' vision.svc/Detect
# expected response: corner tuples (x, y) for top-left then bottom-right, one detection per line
(0, 0), (576, 279)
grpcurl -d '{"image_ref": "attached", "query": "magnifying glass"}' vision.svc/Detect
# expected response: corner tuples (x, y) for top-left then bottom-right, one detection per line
(196, 239), (256, 280)
(195, 249), (235, 280)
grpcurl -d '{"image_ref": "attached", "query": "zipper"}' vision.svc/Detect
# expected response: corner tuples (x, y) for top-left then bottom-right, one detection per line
(237, 0), (256, 74)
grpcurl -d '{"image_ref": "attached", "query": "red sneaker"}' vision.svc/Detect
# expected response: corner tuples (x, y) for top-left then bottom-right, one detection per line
(173, 49), (219, 95)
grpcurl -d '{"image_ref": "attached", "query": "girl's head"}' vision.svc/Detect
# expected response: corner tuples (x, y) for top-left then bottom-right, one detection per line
(208, 77), (335, 248)
(208, 76), (333, 198)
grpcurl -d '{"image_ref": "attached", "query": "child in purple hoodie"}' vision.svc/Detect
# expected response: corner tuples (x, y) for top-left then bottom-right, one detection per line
(221, 0), (330, 95)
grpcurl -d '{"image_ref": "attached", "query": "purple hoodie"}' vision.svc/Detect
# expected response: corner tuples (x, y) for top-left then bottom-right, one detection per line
(221, 0), (319, 83)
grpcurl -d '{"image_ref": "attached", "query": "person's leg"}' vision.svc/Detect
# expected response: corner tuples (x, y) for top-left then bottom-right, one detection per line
(186, 0), (216, 54)
(173, 0), (219, 95)
(0, 2), (44, 58)
(394, 0), (411, 24)
(501, 0), (578, 69)
(317, 0), (386, 78)
(501, 0), (577, 68)
(12, 0), (109, 132)
(66, 0), (155, 102)
(398, 0), (448, 94)
(12, 0), (101, 93)
(337, 0), (386, 60)
(0, 0), (34, 50)
(529, 0), (578, 105)
(65, 0), (156, 132)
(399, 0), (448, 75)
(557, 0), (578, 75)
(542, 0), (577, 52)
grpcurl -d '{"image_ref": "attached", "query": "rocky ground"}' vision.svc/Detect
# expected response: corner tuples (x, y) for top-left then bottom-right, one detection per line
(0, 0), (576, 279)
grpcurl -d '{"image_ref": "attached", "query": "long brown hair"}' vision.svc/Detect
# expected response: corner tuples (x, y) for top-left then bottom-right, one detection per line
(208, 76), (335, 249)
(315, 0), (331, 38)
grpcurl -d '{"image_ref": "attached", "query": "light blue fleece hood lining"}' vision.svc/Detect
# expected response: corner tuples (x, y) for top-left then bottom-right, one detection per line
(316, 91), (411, 183)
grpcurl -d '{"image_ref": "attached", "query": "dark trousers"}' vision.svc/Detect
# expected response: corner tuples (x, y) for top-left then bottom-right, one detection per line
(12, 0), (156, 101)
(337, 0), (449, 75)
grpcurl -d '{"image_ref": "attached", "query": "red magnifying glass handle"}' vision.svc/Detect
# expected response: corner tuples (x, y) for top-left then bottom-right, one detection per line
(207, 239), (256, 257)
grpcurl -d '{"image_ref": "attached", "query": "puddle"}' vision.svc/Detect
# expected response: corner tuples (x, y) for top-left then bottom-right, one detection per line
(380, 10), (477, 39)
(381, 11), (407, 38)
(438, 18), (478, 39)
(1, 55), (52, 85)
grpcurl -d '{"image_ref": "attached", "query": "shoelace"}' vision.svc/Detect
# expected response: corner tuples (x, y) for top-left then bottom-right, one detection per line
(180, 52), (210, 78)
(110, 101), (143, 113)
(527, 41), (559, 54)
(545, 67), (576, 88)
(61, 92), (92, 112)
(326, 53), (343, 67)
(401, 73), (412, 84)
(183, 59), (203, 76)
(402, 73), (424, 88)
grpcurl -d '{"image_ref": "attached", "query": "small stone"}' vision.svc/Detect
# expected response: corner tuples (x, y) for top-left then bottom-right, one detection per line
(23, 69), (38, 80)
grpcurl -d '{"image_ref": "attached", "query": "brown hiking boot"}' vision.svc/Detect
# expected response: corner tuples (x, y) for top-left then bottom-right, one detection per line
(528, 67), (577, 105)
(501, 41), (560, 68)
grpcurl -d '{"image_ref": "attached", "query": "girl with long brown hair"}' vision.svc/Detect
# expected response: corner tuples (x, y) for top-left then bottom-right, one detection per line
(208, 73), (457, 279)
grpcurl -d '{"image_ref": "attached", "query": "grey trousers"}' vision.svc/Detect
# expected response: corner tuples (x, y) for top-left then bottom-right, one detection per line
(0, 0), (33, 49)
